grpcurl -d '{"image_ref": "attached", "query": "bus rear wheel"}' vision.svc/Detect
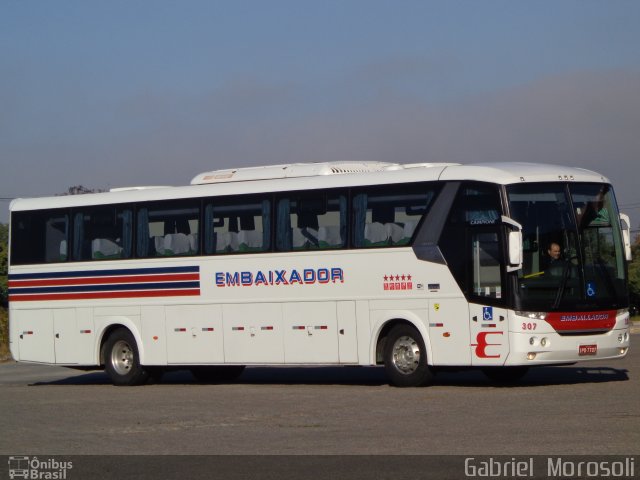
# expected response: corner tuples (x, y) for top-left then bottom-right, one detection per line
(384, 324), (433, 387)
(104, 328), (150, 386)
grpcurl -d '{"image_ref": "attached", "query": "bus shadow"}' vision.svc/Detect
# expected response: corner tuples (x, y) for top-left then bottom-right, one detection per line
(433, 365), (630, 387)
(31, 365), (629, 387)
(31, 366), (390, 387)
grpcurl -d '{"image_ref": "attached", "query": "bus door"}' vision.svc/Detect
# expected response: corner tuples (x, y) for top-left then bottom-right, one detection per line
(468, 230), (509, 366)
(435, 181), (511, 366)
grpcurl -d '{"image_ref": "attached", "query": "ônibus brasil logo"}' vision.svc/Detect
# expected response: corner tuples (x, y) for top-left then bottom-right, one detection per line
(8, 456), (73, 479)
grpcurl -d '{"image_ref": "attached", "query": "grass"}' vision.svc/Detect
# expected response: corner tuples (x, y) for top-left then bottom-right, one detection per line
(0, 306), (10, 361)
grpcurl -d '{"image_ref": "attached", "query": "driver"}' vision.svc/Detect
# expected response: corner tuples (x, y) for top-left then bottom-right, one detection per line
(544, 242), (566, 276)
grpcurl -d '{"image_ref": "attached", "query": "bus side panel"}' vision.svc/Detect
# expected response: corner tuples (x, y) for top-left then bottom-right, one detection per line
(428, 298), (471, 366)
(141, 306), (168, 366)
(11, 309), (55, 363)
(9, 306), (20, 361)
(165, 304), (224, 364)
(75, 308), (96, 364)
(337, 301), (358, 363)
(283, 302), (339, 363)
(355, 300), (372, 365)
(52, 308), (78, 364)
(223, 303), (284, 363)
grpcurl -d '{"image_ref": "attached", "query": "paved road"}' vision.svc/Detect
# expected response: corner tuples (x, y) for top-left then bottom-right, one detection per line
(0, 336), (638, 456)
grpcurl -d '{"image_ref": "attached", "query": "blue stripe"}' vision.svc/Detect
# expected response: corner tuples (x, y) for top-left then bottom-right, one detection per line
(9, 266), (199, 281)
(9, 281), (200, 295)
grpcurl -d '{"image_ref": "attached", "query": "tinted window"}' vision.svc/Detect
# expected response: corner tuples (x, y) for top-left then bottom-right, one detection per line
(204, 197), (271, 254)
(439, 182), (504, 298)
(11, 210), (69, 265)
(352, 184), (438, 248)
(276, 192), (346, 251)
(136, 202), (200, 257)
(72, 206), (133, 261)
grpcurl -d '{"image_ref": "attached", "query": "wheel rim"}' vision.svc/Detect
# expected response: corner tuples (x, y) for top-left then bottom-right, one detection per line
(391, 335), (421, 375)
(110, 340), (134, 376)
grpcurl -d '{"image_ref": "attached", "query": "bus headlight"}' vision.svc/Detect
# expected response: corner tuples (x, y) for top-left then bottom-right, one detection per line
(540, 337), (549, 347)
(516, 311), (547, 321)
(529, 337), (537, 346)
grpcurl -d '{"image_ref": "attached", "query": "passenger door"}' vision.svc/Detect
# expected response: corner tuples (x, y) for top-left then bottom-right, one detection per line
(467, 230), (509, 365)
(437, 182), (510, 366)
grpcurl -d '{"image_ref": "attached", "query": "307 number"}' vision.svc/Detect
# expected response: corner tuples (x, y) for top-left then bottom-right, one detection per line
(522, 322), (537, 331)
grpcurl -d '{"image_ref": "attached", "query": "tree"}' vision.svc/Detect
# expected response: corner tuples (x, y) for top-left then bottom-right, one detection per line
(628, 235), (640, 314)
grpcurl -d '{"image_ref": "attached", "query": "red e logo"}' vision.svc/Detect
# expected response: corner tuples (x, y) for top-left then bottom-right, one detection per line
(471, 332), (503, 358)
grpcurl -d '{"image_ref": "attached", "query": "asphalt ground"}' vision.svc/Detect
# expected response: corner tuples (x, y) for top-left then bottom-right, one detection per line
(1, 330), (638, 479)
(0, 332), (638, 458)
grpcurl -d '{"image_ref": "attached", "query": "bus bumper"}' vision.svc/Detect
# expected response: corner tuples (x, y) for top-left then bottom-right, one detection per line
(505, 327), (631, 365)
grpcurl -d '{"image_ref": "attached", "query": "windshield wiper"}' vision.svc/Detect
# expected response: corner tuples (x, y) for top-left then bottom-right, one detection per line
(552, 260), (572, 310)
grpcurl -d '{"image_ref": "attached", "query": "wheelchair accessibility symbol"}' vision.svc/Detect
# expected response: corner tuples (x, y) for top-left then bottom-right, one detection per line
(483, 307), (493, 321)
(586, 283), (596, 297)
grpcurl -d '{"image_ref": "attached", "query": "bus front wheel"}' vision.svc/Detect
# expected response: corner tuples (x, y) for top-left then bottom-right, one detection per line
(384, 324), (433, 387)
(104, 328), (150, 386)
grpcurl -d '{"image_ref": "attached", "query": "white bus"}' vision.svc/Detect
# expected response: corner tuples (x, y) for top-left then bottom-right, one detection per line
(7, 162), (633, 386)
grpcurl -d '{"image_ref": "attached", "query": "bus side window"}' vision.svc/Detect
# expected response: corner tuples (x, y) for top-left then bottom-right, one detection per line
(136, 202), (200, 257)
(204, 197), (271, 255)
(276, 193), (346, 251)
(72, 207), (132, 261)
(10, 210), (69, 265)
(352, 185), (437, 248)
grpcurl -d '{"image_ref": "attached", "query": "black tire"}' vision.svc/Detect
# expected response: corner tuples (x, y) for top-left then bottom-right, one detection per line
(104, 328), (150, 386)
(190, 366), (246, 383)
(383, 324), (433, 387)
(482, 366), (529, 384)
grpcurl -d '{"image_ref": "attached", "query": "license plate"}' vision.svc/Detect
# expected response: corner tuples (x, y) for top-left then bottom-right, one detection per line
(579, 344), (597, 356)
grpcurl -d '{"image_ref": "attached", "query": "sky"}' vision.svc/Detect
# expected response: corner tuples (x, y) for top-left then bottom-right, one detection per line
(1, 0), (640, 229)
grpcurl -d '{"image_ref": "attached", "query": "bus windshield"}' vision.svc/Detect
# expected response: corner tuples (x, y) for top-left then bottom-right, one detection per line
(507, 182), (628, 312)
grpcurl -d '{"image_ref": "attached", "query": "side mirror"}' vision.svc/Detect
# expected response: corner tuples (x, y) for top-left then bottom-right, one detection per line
(508, 230), (523, 269)
(620, 213), (632, 261)
(502, 216), (523, 272)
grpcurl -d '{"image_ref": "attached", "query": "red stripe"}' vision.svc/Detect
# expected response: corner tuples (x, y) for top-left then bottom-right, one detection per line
(9, 273), (199, 288)
(9, 289), (200, 302)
